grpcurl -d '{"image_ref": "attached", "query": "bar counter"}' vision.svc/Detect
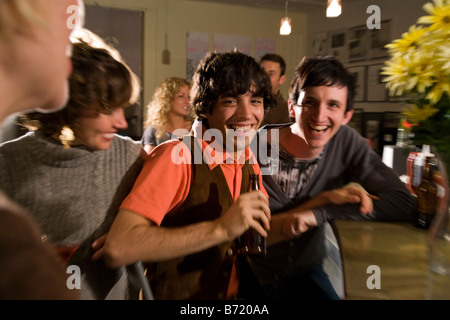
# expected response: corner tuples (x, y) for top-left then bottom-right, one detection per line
(334, 220), (430, 300)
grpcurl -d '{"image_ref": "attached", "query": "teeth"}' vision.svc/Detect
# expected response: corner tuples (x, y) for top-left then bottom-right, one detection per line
(102, 133), (115, 139)
(231, 125), (252, 132)
(311, 125), (328, 131)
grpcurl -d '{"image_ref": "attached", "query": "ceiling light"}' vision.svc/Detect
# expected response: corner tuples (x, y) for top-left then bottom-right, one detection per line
(326, 0), (342, 18)
(280, 1), (291, 35)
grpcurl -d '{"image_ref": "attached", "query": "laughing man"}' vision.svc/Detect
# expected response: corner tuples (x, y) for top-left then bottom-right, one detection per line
(92, 51), (275, 299)
(249, 56), (416, 299)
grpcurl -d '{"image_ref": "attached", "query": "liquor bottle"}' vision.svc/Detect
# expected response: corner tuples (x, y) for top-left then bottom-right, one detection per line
(416, 155), (438, 228)
(239, 174), (266, 256)
(411, 145), (433, 195)
(406, 151), (418, 195)
(411, 153), (425, 195)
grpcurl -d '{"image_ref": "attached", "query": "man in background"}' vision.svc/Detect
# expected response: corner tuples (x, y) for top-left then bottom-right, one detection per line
(259, 53), (292, 126)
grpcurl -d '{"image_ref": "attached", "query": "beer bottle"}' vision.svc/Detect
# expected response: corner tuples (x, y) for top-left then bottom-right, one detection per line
(239, 174), (266, 256)
(416, 156), (438, 228)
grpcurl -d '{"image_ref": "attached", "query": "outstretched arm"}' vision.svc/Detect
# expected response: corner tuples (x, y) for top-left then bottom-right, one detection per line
(92, 190), (270, 269)
(267, 183), (378, 245)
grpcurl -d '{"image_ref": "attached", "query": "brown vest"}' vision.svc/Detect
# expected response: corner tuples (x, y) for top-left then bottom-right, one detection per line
(147, 137), (254, 299)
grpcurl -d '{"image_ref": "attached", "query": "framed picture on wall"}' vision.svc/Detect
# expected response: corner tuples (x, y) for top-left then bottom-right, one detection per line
(368, 20), (391, 59)
(347, 66), (366, 101)
(347, 25), (368, 62)
(310, 32), (328, 57)
(366, 64), (388, 101)
(328, 29), (347, 63)
(213, 33), (252, 54)
(186, 31), (209, 82)
(254, 37), (276, 61)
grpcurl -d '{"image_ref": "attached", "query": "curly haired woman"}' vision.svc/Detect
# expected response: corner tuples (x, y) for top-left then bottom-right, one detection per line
(141, 77), (195, 153)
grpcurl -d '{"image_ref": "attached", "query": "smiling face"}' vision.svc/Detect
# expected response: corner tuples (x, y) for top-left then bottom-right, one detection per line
(170, 84), (191, 117)
(204, 90), (265, 156)
(71, 108), (128, 150)
(291, 84), (353, 156)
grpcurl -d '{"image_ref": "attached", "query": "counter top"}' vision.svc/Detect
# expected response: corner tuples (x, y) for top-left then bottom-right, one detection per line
(334, 220), (430, 300)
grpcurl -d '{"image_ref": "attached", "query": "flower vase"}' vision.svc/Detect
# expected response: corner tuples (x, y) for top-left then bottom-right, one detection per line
(426, 152), (450, 300)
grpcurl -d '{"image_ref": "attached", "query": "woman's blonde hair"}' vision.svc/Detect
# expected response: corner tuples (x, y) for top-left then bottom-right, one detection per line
(0, 0), (47, 40)
(145, 77), (195, 140)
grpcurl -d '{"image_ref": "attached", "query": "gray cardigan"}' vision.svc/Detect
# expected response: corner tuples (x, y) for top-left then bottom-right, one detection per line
(0, 131), (145, 299)
(250, 124), (417, 284)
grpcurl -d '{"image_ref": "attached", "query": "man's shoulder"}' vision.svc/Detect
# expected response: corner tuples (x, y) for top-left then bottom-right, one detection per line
(325, 125), (373, 160)
(275, 91), (288, 104)
(147, 137), (194, 164)
(150, 137), (185, 153)
(331, 125), (363, 143)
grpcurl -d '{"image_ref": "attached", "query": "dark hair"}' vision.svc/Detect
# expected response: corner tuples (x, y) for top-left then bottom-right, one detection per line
(190, 51), (276, 121)
(22, 40), (140, 136)
(289, 56), (356, 112)
(259, 53), (286, 76)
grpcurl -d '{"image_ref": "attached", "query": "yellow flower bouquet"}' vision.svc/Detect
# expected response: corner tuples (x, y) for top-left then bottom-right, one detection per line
(382, 0), (450, 167)
(383, 2), (450, 299)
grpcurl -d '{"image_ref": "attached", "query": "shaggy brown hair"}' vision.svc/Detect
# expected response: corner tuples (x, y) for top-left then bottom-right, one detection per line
(21, 40), (140, 137)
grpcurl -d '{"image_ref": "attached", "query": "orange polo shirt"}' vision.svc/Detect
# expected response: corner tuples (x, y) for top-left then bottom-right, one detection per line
(120, 131), (268, 298)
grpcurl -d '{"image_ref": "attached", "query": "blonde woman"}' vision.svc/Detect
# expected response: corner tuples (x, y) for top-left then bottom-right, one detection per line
(141, 77), (194, 153)
(0, 0), (83, 299)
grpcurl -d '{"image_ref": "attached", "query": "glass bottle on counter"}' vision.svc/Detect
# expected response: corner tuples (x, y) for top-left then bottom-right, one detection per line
(396, 128), (408, 147)
(396, 118), (409, 147)
(426, 154), (450, 300)
(239, 174), (266, 256)
(411, 153), (425, 195)
(416, 155), (438, 229)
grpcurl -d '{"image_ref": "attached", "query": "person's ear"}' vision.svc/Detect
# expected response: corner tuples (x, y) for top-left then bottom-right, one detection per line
(288, 100), (296, 118)
(279, 74), (286, 86)
(342, 109), (354, 125)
